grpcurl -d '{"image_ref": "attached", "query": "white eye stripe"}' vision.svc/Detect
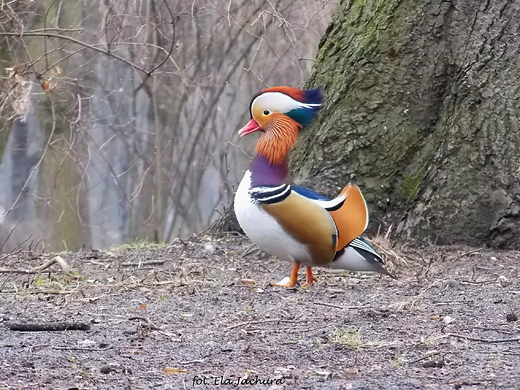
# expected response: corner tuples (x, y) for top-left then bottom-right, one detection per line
(251, 92), (318, 114)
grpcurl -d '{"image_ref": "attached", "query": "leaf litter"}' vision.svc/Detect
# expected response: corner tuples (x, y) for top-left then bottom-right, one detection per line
(0, 235), (518, 389)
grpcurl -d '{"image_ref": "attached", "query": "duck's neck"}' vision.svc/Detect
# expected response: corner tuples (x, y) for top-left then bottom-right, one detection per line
(249, 154), (289, 187)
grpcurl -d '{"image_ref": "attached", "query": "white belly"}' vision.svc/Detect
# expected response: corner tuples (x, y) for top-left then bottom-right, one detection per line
(234, 171), (313, 264)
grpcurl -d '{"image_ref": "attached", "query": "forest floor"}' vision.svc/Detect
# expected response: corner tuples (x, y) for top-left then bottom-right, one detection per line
(0, 234), (519, 390)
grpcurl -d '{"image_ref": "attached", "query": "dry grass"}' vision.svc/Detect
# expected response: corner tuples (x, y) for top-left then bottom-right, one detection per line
(329, 327), (367, 350)
(367, 225), (410, 273)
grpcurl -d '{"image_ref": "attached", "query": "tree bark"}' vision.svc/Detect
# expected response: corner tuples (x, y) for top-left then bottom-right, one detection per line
(291, 0), (520, 248)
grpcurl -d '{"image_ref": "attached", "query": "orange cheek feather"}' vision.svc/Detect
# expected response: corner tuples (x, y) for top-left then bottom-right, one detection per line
(255, 114), (301, 165)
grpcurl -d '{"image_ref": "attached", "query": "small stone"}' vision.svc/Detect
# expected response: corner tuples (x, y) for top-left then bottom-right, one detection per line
(276, 277), (291, 286)
(78, 339), (96, 348)
(203, 243), (216, 254)
(100, 364), (118, 374)
(221, 343), (234, 352)
(422, 360), (445, 368)
(443, 315), (454, 325)
(315, 370), (332, 380)
(21, 360), (35, 369)
(444, 279), (459, 289)
(274, 367), (293, 378)
(506, 312), (518, 322)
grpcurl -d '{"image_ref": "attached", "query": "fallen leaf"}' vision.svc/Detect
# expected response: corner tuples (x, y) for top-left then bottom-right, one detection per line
(163, 367), (188, 375)
(139, 303), (147, 310)
(41, 80), (52, 93)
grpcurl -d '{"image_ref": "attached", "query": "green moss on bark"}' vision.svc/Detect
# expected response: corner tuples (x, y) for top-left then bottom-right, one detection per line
(400, 173), (423, 201)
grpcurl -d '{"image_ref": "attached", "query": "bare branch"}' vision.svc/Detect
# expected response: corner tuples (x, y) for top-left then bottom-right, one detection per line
(0, 31), (152, 75)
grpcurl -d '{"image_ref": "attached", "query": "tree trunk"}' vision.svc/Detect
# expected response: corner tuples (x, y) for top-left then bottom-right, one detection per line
(291, 0), (520, 248)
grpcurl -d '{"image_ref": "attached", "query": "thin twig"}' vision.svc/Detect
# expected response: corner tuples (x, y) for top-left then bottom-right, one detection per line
(178, 359), (206, 365)
(0, 220), (20, 253)
(0, 31), (151, 75)
(313, 301), (371, 310)
(52, 345), (113, 351)
(120, 260), (165, 267)
(446, 333), (520, 344)
(228, 318), (301, 330)
(406, 351), (439, 365)
(0, 289), (77, 295)
(449, 248), (484, 264)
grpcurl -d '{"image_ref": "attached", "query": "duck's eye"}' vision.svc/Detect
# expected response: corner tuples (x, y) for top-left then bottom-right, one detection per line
(263, 109), (271, 115)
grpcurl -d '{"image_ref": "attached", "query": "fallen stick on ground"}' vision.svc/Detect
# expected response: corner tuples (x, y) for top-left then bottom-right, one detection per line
(0, 268), (39, 274)
(32, 256), (70, 273)
(0, 256), (70, 274)
(6, 322), (91, 331)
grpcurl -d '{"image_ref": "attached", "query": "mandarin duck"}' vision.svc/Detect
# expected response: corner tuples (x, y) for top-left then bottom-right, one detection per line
(234, 86), (394, 287)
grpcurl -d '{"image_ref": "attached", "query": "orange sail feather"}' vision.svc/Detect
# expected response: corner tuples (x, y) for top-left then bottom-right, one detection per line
(328, 185), (368, 251)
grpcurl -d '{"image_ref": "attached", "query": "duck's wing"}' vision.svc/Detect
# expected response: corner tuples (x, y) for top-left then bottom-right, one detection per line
(260, 188), (337, 265)
(293, 184), (368, 251)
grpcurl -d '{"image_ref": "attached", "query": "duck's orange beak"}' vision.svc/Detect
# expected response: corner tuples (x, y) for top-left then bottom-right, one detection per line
(238, 119), (261, 137)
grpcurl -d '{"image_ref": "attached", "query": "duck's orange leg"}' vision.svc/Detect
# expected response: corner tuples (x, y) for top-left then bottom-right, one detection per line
(271, 262), (300, 287)
(302, 266), (318, 287)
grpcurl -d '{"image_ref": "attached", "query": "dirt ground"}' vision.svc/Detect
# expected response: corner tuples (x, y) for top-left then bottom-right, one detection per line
(0, 234), (519, 390)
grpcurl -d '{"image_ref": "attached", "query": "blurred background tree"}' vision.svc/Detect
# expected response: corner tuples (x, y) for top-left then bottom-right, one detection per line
(0, 0), (335, 252)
